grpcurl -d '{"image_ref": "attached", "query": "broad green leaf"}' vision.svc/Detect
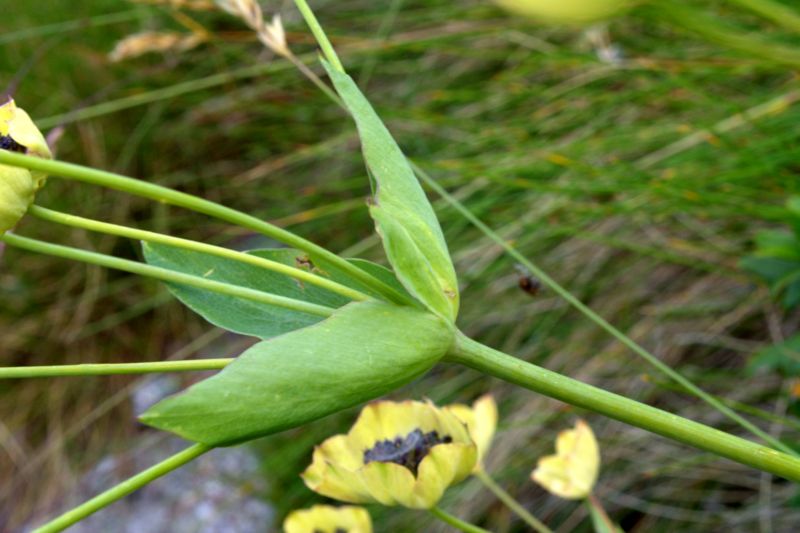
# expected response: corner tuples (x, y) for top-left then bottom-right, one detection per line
(139, 301), (453, 446)
(740, 256), (800, 308)
(324, 62), (459, 322)
(753, 230), (800, 261)
(748, 333), (800, 377)
(143, 242), (410, 339)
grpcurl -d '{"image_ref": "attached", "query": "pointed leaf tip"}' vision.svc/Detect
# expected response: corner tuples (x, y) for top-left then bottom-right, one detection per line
(323, 62), (459, 322)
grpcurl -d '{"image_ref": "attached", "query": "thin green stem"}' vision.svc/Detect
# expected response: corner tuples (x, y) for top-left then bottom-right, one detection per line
(33, 443), (212, 533)
(656, 1), (800, 68)
(448, 332), (800, 482)
(291, 0), (345, 72)
(36, 63), (285, 129)
(285, 50), (343, 104)
(0, 359), (233, 379)
(0, 10), (141, 45)
(412, 162), (795, 456)
(28, 205), (368, 302)
(0, 151), (411, 306)
(474, 469), (552, 533)
(725, 0), (800, 34)
(1, 233), (333, 318)
(429, 506), (490, 533)
(586, 494), (616, 532)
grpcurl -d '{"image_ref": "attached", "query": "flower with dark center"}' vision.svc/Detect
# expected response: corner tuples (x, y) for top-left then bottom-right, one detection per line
(302, 400), (476, 509)
(0, 99), (51, 233)
(283, 505), (371, 533)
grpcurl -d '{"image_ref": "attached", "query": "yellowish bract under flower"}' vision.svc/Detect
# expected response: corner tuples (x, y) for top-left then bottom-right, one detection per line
(283, 505), (372, 533)
(531, 419), (600, 499)
(302, 400), (477, 509)
(0, 99), (51, 234)
(444, 394), (498, 470)
(493, 0), (632, 25)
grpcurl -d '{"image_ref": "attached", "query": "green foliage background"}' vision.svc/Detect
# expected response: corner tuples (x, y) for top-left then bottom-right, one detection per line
(2, 0), (800, 530)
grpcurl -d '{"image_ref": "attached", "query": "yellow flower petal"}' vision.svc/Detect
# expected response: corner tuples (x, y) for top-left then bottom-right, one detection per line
(493, 0), (631, 25)
(445, 394), (497, 469)
(412, 442), (477, 508)
(531, 420), (600, 499)
(1, 99), (51, 233)
(360, 460), (417, 506)
(283, 505), (372, 533)
(301, 400), (477, 509)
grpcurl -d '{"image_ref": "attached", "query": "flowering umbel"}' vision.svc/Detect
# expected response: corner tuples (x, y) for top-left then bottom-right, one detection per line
(302, 400), (477, 509)
(444, 394), (498, 471)
(531, 420), (600, 499)
(283, 505), (372, 533)
(0, 99), (51, 233)
(493, 0), (631, 24)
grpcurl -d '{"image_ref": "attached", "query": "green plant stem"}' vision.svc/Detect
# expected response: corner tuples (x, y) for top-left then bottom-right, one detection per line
(725, 0), (800, 33)
(586, 494), (616, 532)
(0, 233), (333, 318)
(36, 62), (285, 129)
(0, 359), (233, 379)
(656, 1), (800, 67)
(448, 332), (800, 482)
(429, 506), (490, 533)
(412, 163), (795, 456)
(277, 2), (795, 457)
(474, 469), (552, 533)
(0, 152), (411, 306)
(33, 443), (212, 533)
(28, 205), (368, 302)
(291, 0), (345, 72)
(0, 10), (141, 45)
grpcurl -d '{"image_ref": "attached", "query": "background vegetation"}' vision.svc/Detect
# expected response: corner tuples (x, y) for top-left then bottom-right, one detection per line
(2, 0), (800, 530)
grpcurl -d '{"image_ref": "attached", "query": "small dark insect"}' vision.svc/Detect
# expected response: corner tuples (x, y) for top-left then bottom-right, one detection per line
(295, 255), (314, 271)
(0, 134), (27, 153)
(515, 264), (541, 297)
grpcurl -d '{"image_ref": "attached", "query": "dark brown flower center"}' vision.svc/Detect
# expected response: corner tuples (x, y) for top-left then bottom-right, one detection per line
(0, 135), (27, 153)
(363, 428), (453, 476)
(312, 529), (346, 533)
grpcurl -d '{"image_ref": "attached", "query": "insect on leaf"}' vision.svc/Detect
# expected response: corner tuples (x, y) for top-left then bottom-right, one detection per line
(324, 61), (459, 322)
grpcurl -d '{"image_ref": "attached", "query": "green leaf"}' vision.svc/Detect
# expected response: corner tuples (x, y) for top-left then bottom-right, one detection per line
(143, 242), (409, 339)
(753, 230), (800, 261)
(323, 61), (459, 322)
(139, 301), (453, 446)
(748, 334), (800, 377)
(740, 256), (800, 308)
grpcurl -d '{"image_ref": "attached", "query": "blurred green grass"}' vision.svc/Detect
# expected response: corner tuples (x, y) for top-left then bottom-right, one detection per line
(2, 0), (800, 531)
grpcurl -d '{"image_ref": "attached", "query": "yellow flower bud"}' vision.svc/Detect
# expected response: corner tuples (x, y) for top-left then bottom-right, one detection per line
(444, 394), (498, 471)
(531, 419), (600, 499)
(0, 99), (51, 233)
(302, 400), (477, 509)
(283, 505), (372, 533)
(493, 0), (632, 25)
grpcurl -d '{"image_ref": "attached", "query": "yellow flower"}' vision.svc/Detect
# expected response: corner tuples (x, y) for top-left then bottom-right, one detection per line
(302, 400), (477, 509)
(283, 505), (372, 533)
(493, 0), (632, 25)
(0, 99), (51, 233)
(531, 420), (600, 499)
(444, 394), (498, 470)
